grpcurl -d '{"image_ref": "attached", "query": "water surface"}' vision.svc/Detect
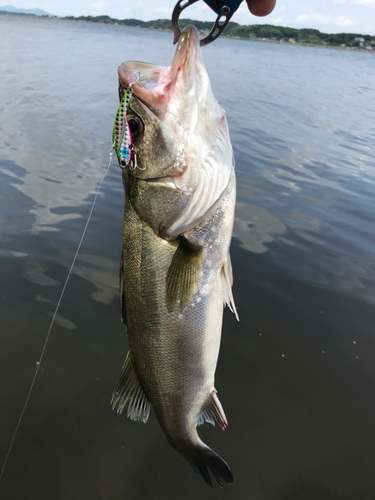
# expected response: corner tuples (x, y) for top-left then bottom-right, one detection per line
(1, 14), (375, 500)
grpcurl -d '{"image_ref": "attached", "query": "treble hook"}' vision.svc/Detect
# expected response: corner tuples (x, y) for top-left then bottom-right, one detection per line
(128, 148), (146, 172)
(172, 0), (244, 46)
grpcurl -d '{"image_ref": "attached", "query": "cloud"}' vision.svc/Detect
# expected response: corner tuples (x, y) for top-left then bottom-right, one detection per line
(357, 0), (375, 4)
(153, 6), (171, 14)
(92, 2), (106, 8)
(295, 13), (308, 23)
(335, 16), (355, 26)
(296, 12), (358, 29)
(295, 13), (329, 24)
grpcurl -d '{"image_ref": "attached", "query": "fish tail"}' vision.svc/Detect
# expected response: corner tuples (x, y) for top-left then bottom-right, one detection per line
(182, 444), (233, 487)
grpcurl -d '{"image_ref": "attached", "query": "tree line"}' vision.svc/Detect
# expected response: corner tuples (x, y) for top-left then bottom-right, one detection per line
(63, 16), (375, 47)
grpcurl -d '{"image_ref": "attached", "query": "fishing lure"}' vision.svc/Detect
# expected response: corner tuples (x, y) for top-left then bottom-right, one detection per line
(112, 86), (135, 169)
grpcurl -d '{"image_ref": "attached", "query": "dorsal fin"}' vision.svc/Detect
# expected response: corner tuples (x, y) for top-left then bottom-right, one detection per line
(111, 351), (150, 423)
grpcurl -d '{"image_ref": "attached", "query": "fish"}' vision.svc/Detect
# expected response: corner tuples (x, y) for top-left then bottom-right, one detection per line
(111, 25), (238, 487)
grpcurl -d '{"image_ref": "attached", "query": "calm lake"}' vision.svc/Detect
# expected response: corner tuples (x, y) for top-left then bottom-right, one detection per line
(1, 13), (375, 500)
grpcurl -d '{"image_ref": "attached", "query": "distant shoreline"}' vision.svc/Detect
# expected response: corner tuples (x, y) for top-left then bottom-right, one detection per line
(1, 10), (374, 53)
(59, 16), (375, 53)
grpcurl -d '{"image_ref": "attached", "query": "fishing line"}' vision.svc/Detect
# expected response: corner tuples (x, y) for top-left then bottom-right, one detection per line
(0, 151), (114, 482)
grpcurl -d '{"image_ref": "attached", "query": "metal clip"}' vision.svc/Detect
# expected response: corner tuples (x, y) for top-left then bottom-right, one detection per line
(172, 0), (243, 46)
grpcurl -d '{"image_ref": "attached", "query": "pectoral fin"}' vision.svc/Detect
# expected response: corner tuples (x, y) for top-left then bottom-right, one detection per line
(166, 237), (202, 312)
(111, 351), (150, 423)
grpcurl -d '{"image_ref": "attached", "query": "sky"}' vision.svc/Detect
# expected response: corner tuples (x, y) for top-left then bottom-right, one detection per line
(4, 0), (375, 34)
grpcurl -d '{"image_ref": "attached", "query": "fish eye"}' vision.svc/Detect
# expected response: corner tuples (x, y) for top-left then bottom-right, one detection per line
(127, 116), (143, 141)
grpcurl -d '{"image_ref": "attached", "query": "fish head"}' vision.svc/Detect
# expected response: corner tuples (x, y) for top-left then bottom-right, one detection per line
(118, 25), (232, 197)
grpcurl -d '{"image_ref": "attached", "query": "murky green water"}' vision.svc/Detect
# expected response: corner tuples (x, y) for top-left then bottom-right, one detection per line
(1, 13), (375, 500)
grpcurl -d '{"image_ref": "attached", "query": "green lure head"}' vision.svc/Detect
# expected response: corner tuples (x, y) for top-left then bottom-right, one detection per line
(112, 87), (134, 169)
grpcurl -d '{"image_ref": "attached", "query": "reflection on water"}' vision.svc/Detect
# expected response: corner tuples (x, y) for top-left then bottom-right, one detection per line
(65, 252), (119, 305)
(24, 261), (61, 287)
(233, 201), (286, 253)
(1, 13), (375, 500)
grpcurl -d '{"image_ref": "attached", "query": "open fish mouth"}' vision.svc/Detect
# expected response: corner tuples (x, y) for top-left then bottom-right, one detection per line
(118, 26), (201, 116)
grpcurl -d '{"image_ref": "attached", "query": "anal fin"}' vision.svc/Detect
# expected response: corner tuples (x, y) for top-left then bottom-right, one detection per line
(111, 351), (150, 423)
(221, 253), (239, 321)
(166, 237), (202, 312)
(197, 390), (228, 431)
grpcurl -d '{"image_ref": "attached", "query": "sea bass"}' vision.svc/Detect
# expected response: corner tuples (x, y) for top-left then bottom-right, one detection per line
(111, 25), (238, 487)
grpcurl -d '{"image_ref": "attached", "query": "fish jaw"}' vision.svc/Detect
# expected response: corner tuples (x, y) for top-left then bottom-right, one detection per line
(118, 26), (201, 116)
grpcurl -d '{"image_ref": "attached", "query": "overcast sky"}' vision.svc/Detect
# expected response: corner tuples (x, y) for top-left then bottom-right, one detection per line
(6, 0), (375, 34)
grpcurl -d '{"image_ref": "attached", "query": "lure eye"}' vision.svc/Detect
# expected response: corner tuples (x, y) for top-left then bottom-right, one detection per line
(127, 116), (143, 141)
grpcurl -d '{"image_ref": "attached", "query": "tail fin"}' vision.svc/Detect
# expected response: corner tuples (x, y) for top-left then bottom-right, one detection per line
(183, 445), (233, 487)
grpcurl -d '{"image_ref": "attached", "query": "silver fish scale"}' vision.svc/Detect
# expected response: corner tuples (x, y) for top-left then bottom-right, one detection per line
(121, 169), (236, 442)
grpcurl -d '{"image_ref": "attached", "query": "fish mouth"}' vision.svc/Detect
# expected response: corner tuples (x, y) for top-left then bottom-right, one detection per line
(118, 26), (200, 115)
